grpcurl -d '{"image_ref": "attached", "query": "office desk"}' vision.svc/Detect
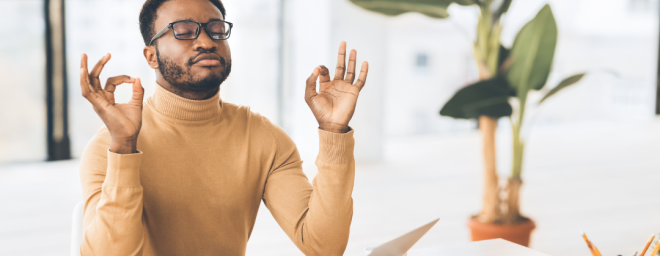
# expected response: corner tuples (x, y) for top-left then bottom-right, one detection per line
(408, 239), (551, 256)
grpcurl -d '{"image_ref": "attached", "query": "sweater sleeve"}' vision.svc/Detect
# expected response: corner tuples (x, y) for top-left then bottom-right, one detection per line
(262, 122), (355, 256)
(79, 129), (145, 256)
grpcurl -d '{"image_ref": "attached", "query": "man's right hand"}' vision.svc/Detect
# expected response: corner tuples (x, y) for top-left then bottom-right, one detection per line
(80, 53), (144, 154)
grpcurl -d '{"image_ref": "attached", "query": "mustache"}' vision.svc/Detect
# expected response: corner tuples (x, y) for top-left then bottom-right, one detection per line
(186, 51), (226, 68)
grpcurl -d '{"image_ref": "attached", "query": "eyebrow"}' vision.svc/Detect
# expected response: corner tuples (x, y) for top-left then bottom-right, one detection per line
(175, 18), (224, 23)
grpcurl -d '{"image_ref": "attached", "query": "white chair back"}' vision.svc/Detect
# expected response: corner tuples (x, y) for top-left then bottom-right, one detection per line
(70, 201), (84, 256)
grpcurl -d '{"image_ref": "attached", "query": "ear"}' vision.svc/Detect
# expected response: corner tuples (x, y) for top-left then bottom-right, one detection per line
(143, 46), (159, 69)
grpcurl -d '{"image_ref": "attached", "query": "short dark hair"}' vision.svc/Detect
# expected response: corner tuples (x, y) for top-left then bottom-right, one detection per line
(139, 0), (226, 46)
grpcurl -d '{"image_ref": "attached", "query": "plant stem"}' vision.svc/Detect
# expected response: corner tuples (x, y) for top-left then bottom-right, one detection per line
(504, 177), (523, 223)
(476, 5), (503, 78)
(511, 94), (527, 178)
(473, 1), (511, 224)
(511, 124), (524, 178)
(477, 115), (502, 223)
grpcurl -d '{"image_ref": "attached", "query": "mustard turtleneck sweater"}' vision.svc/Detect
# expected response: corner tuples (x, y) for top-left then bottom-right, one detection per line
(79, 83), (355, 256)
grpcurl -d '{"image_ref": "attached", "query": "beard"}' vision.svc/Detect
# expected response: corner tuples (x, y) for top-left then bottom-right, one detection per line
(156, 48), (231, 92)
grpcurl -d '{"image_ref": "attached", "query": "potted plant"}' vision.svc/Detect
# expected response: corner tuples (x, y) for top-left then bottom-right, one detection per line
(349, 0), (585, 246)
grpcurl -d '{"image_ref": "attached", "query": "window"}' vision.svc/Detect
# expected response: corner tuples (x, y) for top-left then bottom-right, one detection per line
(0, 0), (47, 163)
(416, 52), (429, 68)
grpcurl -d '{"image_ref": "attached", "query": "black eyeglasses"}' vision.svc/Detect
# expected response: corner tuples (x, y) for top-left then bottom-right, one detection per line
(149, 20), (233, 46)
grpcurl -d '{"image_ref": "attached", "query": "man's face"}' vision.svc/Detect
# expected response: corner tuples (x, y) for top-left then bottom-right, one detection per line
(152, 0), (231, 92)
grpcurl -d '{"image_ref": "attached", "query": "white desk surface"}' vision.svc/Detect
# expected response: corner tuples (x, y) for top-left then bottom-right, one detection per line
(408, 239), (551, 256)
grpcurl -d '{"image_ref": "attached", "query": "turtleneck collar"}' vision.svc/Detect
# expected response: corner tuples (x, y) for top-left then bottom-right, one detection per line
(148, 82), (222, 121)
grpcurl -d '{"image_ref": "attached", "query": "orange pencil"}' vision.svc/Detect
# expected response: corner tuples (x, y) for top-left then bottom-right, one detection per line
(639, 234), (656, 256)
(582, 232), (597, 256)
(593, 245), (603, 256)
(649, 239), (660, 256)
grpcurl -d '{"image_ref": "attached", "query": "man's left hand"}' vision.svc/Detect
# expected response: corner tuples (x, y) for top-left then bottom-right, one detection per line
(305, 41), (369, 133)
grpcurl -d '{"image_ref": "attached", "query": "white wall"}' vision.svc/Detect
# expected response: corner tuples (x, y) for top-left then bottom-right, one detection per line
(66, 0), (156, 158)
(219, 0), (280, 122)
(330, 0), (388, 161)
(56, 0), (660, 161)
(280, 0), (391, 161)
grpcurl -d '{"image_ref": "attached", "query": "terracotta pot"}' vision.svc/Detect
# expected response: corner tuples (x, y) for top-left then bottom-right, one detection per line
(467, 217), (536, 247)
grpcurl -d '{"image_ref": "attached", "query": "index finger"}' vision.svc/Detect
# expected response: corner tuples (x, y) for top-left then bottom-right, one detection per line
(80, 54), (97, 93)
(89, 53), (111, 91)
(80, 53), (88, 70)
(90, 53), (111, 79)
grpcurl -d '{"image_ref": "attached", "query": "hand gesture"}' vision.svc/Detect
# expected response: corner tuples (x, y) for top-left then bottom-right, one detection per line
(305, 42), (369, 133)
(80, 53), (144, 154)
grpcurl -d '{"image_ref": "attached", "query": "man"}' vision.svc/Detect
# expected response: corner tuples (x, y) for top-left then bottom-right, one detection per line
(78, 0), (369, 255)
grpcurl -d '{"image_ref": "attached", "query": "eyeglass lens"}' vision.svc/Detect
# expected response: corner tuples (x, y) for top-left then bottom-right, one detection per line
(172, 21), (230, 40)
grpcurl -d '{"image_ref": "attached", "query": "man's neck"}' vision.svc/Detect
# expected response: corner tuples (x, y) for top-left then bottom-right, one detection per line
(156, 77), (219, 101)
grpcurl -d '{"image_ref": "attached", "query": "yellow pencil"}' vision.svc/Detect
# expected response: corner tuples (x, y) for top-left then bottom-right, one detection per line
(639, 234), (656, 256)
(582, 232), (597, 256)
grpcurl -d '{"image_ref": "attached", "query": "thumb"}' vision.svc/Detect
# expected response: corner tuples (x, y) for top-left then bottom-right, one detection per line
(304, 67), (319, 104)
(130, 78), (145, 107)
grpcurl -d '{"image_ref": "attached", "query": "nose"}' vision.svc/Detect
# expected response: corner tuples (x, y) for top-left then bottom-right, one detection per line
(193, 27), (217, 52)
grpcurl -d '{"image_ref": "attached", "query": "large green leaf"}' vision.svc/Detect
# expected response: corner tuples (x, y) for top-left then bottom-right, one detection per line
(505, 4), (557, 94)
(439, 77), (513, 119)
(538, 73), (585, 104)
(349, 0), (478, 19)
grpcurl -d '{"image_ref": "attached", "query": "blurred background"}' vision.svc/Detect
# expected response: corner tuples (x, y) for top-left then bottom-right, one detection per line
(1, 0), (659, 255)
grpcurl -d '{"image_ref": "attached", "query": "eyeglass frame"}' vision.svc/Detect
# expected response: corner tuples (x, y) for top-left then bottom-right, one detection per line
(148, 19), (233, 46)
